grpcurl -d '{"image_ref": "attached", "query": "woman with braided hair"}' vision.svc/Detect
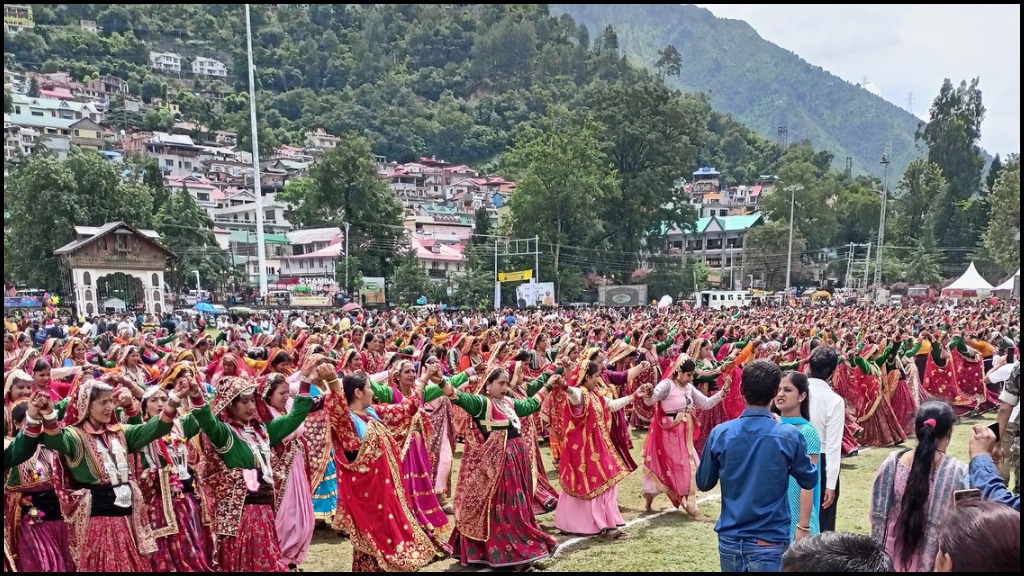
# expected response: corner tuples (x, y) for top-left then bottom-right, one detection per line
(444, 365), (561, 571)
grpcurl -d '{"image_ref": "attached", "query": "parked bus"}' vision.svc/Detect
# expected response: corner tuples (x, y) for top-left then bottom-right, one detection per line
(694, 290), (753, 310)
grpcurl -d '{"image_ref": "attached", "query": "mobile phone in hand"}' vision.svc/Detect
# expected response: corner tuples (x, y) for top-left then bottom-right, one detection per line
(953, 488), (981, 506)
(989, 421), (1001, 443)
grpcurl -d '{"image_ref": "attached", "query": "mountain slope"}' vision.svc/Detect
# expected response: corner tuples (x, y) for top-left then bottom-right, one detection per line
(549, 4), (925, 178)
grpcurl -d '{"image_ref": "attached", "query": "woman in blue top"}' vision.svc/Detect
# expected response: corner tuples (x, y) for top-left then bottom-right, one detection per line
(772, 371), (821, 540)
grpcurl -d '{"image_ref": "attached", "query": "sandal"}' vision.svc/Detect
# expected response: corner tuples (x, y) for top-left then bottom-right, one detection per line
(603, 529), (631, 541)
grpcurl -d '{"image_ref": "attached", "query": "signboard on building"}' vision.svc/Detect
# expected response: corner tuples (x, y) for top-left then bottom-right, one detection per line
(597, 285), (649, 307)
(515, 282), (556, 308)
(360, 277), (386, 306)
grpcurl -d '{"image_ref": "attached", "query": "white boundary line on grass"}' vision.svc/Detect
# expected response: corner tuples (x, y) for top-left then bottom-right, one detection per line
(553, 494), (723, 557)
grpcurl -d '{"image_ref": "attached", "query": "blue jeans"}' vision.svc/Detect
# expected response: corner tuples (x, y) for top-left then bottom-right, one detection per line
(718, 535), (785, 572)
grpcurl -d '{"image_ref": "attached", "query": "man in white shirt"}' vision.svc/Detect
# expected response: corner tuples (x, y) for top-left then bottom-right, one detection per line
(806, 345), (846, 532)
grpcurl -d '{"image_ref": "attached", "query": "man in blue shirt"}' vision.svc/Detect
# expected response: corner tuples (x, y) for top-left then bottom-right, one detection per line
(697, 359), (818, 572)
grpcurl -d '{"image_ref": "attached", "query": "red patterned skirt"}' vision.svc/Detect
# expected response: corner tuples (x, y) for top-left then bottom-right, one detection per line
(531, 441), (560, 515)
(951, 350), (985, 396)
(859, 400), (906, 448)
(451, 437), (558, 568)
(78, 516), (153, 573)
(694, 384), (729, 457)
(842, 412), (862, 456)
(16, 516), (74, 572)
(890, 377), (918, 437)
(148, 494), (212, 572)
(609, 410), (638, 472)
(216, 504), (287, 572)
(923, 356), (977, 416)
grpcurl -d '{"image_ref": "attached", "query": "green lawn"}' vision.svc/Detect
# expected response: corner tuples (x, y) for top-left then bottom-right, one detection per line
(305, 414), (995, 572)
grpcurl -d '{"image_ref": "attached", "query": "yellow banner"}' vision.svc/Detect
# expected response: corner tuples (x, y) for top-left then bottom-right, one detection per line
(498, 270), (533, 283)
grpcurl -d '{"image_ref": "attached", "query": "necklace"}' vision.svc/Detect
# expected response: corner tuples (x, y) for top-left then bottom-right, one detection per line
(95, 432), (133, 507)
(489, 396), (522, 430)
(239, 424), (273, 482)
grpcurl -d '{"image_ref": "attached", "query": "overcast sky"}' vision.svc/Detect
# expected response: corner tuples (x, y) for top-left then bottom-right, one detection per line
(695, 4), (1020, 156)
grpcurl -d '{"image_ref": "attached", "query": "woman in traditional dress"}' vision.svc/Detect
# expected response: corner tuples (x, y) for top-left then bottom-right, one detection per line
(4, 333), (18, 372)
(626, 334), (662, 431)
(640, 354), (728, 520)
(4, 391), (48, 573)
(458, 336), (485, 373)
(4, 395), (74, 572)
(591, 344), (651, 473)
(949, 335), (985, 398)
(259, 372), (315, 569)
(4, 370), (34, 405)
(772, 371), (821, 541)
(851, 343), (907, 448)
(114, 345), (160, 390)
(42, 377), (194, 572)
(556, 360), (644, 539)
(444, 366), (560, 572)
(360, 332), (388, 375)
(323, 364), (445, 572)
(136, 364), (212, 572)
(507, 352), (560, 515)
(921, 334), (978, 416)
(192, 365), (316, 572)
(689, 338), (734, 456)
(380, 359), (454, 550)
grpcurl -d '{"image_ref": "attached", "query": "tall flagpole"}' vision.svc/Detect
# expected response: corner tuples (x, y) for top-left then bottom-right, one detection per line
(245, 4), (268, 297)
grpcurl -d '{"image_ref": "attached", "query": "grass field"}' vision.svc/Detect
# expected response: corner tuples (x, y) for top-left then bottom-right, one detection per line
(304, 413), (995, 572)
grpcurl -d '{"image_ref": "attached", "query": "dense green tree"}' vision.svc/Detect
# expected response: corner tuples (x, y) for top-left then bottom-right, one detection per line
(390, 250), (435, 307)
(985, 154), (1003, 193)
(892, 159), (947, 245)
(743, 220), (807, 291)
(903, 233), (944, 286)
(983, 154), (1020, 274)
(4, 150), (155, 289)
(655, 44), (682, 77)
(277, 137), (405, 290)
(915, 78), (986, 251)
(588, 79), (705, 276)
(28, 76), (40, 98)
(503, 106), (619, 297)
(155, 186), (231, 290)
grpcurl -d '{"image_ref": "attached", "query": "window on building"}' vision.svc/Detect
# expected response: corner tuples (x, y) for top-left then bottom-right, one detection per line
(74, 129), (80, 137)
(115, 234), (129, 251)
(184, 161), (192, 170)
(197, 193), (210, 202)
(164, 159), (173, 167)
(319, 259), (324, 268)
(299, 260), (304, 269)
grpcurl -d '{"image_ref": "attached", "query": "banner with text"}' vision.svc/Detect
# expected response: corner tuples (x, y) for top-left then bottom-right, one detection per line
(498, 270), (533, 283)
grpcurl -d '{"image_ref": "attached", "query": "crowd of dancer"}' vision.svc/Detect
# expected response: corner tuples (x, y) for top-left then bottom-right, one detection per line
(2, 298), (1018, 572)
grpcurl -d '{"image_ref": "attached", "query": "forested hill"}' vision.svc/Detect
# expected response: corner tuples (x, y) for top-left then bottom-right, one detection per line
(5, 4), (788, 180)
(550, 4), (928, 178)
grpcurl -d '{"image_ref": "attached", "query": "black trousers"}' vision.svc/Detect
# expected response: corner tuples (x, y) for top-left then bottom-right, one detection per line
(818, 453), (840, 532)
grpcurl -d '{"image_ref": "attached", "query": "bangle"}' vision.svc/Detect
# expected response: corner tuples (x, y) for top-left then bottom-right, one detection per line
(167, 391), (183, 406)
(796, 525), (811, 533)
(42, 411), (57, 421)
(25, 414), (43, 427)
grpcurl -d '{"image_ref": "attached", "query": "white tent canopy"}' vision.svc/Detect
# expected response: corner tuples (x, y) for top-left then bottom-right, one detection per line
(994, 269), (1020, 291)
(942, 262), (994, 292)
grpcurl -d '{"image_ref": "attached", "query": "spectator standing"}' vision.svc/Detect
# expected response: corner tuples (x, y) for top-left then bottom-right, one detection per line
(968, 424), (1019, 510)
(870, 402), (968, 572)
(805, 346), (845, 532)
(697, 359), (818, 572)
(782, 532), (894, 573)
(934, 499), (1019, 572)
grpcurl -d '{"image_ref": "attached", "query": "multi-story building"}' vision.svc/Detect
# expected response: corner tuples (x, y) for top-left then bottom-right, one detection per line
(191, 57), (228, 77)
(145, 131), (201, 178)
(412, 238), (467, 282)
(3, 113), (104, 151)
(666, 213), (763, 286)
(164, 174), (220, 217)
(4, 4), (33, 34)
(10, 94), (103, 123)
(149, 52), (183, 74)
(279, 228), (344, 282)
(306, 128), (340, 149)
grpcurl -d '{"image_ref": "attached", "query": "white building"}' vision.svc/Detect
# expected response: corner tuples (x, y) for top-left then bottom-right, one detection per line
(666, 213), (763, 282)
(411, 237), (467, 283)
(191, 57), (227, 78)
(280, 227), (344, 281)
(306, 128), (340, 149)
(150, 52), (183, 74)
(10, 94), (103, 123)
(146, 131), (200, 178)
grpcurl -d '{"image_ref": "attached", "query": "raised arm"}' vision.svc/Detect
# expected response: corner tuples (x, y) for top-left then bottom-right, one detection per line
(267, 395), (313, 446)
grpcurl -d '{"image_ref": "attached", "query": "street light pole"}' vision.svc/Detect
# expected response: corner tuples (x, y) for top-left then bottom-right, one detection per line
(874, 142), (891, 297)
(245, 4), (268, 298)
(784, 185), (801, 296)
(193, 270), (201, 294)
(344, 221), (350, 295)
